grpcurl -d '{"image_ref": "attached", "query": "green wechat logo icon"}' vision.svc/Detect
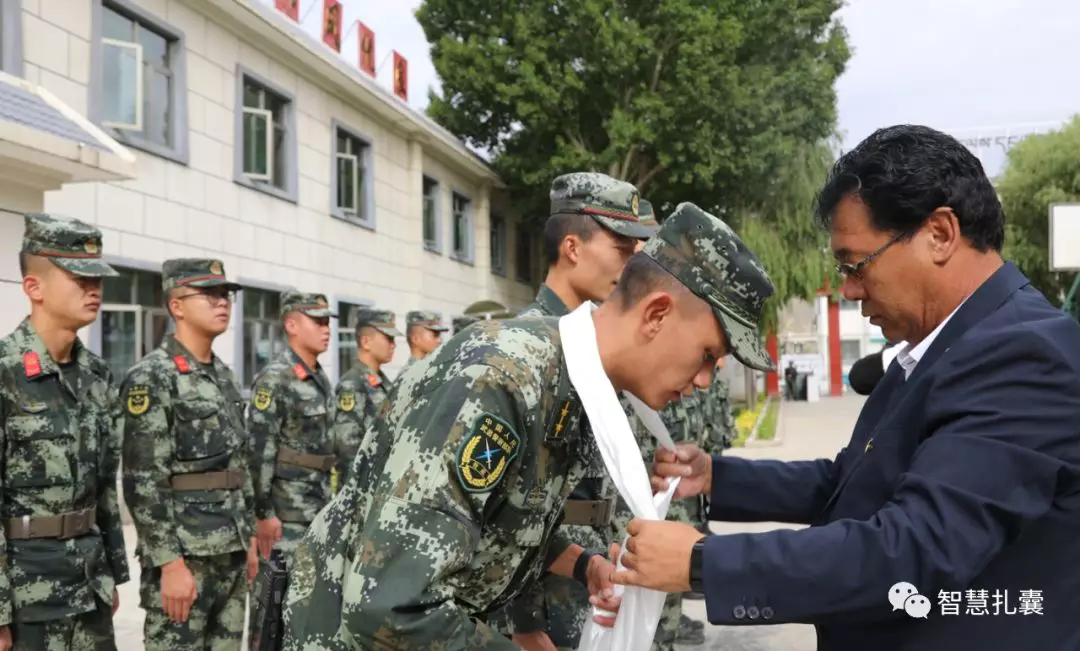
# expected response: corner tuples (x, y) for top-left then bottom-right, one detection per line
(889, 582), (931, 619)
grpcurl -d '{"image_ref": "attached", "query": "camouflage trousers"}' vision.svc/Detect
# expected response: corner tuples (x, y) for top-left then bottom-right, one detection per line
(248, 521), (308, 641)
(141, 550), (248, 650)
(12, 599), (115, 651)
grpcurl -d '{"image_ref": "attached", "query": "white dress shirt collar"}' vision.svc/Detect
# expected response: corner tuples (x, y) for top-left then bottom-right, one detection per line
(895, 297), (969, 380)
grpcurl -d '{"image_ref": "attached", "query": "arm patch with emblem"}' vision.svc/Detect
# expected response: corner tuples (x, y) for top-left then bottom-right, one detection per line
(126, 386), (150, 416)
(338, 391), (356, 412)
(455, 412), (520, 493)
(253, 385), (273, 411)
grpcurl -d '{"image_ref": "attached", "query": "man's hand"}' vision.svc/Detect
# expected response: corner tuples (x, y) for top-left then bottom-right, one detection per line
(247, 537), (259, 585)
(612, 519), (706, 593)
(511, 631), (558, 651)
(0, 625), (11, 651)
(652, 443), (712, 499)
(256, 517), (283, 559)
(160, 558), (198, 623)
(112, 588), (120, 615)
(587, 543), (623, 627)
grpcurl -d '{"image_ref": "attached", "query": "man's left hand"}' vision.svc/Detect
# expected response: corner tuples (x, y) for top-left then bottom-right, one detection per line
(612, 519), (706, 593)
(587, 543), (623, 627)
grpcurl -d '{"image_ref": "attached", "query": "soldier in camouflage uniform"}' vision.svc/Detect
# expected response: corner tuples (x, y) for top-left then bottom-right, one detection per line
(0, 214), (129, 650)
(280, 201), (774, 650)
(328, 308), (400, 486)
(119, 259), (256, 651)
(246, 292), (343, 639)
(499, 172), (655, 651)
(398, 310), (448, 378)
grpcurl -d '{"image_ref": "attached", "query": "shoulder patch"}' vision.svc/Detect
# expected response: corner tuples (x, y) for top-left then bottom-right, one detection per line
(456, 412), (521, 493)
(253, 386), (273, 411)
(126, 386), (150, 416)
(293, 363), (309, 380)
(367, 373), (379, 388)
(173, 355), (191, 374)
(338, 391), (356, 412)
(23, 352), (41, 379)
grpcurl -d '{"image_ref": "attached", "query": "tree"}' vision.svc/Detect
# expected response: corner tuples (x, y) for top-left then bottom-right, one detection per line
(415, 0), (850, 221)
(996, 115), (1080, 307)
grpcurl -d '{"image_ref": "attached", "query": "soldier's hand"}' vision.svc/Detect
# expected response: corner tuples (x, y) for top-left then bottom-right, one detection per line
(0, 625), (11, 651)
(587, 543), (623, 627)
(652, 443), (712, 498)
(112, 588), (120, 615)
(511, 631), (558, 651)
(257, 517), (283, 559)
(160, 558), (198, 623)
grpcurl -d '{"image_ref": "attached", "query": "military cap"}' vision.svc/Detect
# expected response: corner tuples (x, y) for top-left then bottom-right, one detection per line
(281, 291), (337, 318)
(642, 202), (776, 372)
(354, 307), (402, 338)
(161, 258), (241, 291)
(406, 310), (448, 332)
(637, 199), (660, 234)
(549, 172), (653, 240)
(21, 212), (118, 277)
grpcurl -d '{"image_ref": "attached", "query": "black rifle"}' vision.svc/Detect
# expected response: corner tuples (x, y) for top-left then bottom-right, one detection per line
(250, 549), (289, 651)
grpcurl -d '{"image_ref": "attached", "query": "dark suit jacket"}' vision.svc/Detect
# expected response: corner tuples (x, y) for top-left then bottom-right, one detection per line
(702, 263), (1080, 650)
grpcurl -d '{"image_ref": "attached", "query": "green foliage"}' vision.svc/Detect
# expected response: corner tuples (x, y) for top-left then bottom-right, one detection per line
(997, 115), (1080, 306)
(415, 0), (851, 222)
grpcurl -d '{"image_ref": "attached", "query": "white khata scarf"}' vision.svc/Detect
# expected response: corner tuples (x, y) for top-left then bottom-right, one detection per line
(559, 302), (681, 651)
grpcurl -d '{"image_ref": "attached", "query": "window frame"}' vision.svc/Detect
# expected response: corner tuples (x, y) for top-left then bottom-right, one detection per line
(234, 280), (292, 392)
(331, 295), (375, 383)
(449, 190), (474, 264)
(422, 175), (442, 254)
(0, 0), (24, 77)
(490, 214), (506, 277)
(88, 257), (171, 378)
(330, 119), (375, 230)
(233, 64), (298, 204)
(90, 0), (190, 165)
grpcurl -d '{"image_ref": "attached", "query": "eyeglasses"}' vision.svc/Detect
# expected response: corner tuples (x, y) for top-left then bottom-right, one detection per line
(834, 232), (907, 279)
(176, 289), (235, 305)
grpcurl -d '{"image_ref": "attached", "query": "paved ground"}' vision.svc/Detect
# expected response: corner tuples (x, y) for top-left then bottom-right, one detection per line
(114, 393), (866, 649)
(676, 392), (866, 651)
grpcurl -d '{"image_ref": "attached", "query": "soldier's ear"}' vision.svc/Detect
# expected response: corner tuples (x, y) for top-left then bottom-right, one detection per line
(562, 234), (581, 265)
(640, 291), (675, 340)
(22, 274), (43, 303)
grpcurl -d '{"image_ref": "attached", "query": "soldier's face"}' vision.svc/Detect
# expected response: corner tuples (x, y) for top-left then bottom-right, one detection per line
(411, 327), (441, 355)
(288, 314), (330, 355)
(362, 329), (395, 364)
(629, 291), (727, 409)
(573, 229), (638, 302)
(26, 264), (103, 329)
(171, 287), (233, 336)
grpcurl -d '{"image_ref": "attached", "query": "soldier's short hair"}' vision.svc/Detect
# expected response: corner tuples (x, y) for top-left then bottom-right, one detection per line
(542, 213), (601, 266)
(609, 252), (685, 309)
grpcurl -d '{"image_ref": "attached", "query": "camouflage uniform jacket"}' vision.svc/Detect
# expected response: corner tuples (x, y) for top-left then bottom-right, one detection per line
(502, 283), (617, 638)
(247, 347), (337, 525)
(702, 370), (735, 453)
(283, 317), (591, 650)
(0, 319), (129, 625)
(329, 360), (389, 486)
(119, 334), (255, 568)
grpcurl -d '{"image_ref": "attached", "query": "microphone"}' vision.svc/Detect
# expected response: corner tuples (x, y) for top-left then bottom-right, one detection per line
(848, 351), (885, 395)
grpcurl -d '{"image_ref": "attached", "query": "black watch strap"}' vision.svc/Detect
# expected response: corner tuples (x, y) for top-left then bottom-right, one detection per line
(689, 538), (707, 593)
(574, 550), (596, 586)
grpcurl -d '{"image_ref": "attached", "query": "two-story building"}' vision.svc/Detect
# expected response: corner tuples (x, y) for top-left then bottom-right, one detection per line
(0, 0), (541, 389)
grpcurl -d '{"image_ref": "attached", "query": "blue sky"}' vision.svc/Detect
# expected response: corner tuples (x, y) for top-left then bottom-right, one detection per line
(264, 0), (1080, 177)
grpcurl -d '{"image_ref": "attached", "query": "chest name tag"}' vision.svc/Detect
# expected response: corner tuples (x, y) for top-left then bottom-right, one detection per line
(456, 412), (520, 493)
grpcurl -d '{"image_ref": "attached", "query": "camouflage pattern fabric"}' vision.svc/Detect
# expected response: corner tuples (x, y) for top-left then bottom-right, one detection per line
(279, 291), (336, 318)
(642, 202), (775, 372)
(20, 212), (118, 278)
(0, 319), (129, 628)
(637, 198), (660, 235)
(160, 257), (240, 292)
(282, 317), (593, 650)
(701, 369), (735, 454)
(353, 307), (403, 339)
(329, 361), (390, 486)
(405, 310), (448, 332)
(140, 551), (247, 649)
(118, 334), (254, 648)
(10, 601), (114, 650)
(247, 347), (338, 541)
(549, 172), (654, 240)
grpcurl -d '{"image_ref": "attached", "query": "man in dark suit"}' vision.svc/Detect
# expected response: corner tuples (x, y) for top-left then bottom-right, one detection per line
(611, 125), (1080, 650)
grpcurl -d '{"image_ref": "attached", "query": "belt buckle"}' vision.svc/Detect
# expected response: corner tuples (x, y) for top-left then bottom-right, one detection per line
(60, 509), (88, 540)
(597, 497), (616, 525)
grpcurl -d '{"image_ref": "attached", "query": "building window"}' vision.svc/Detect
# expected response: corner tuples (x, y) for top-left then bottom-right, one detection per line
(840, 339), (862, 367)
(490, 215), (506, 276)
(99, 267), (171, 379)
(336, 301), (368, 378)
(422, 176), (439, 253)
(839, 298), (860, 311)
(0, 0), (23, 76)
(332, 121), (374, 228)
(241, 287), (283, 389)
(234, 65), (297, 202)
(451, 192), (472, 262)
(516, 224), (534, 284)
(93, 0), (188, 164)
